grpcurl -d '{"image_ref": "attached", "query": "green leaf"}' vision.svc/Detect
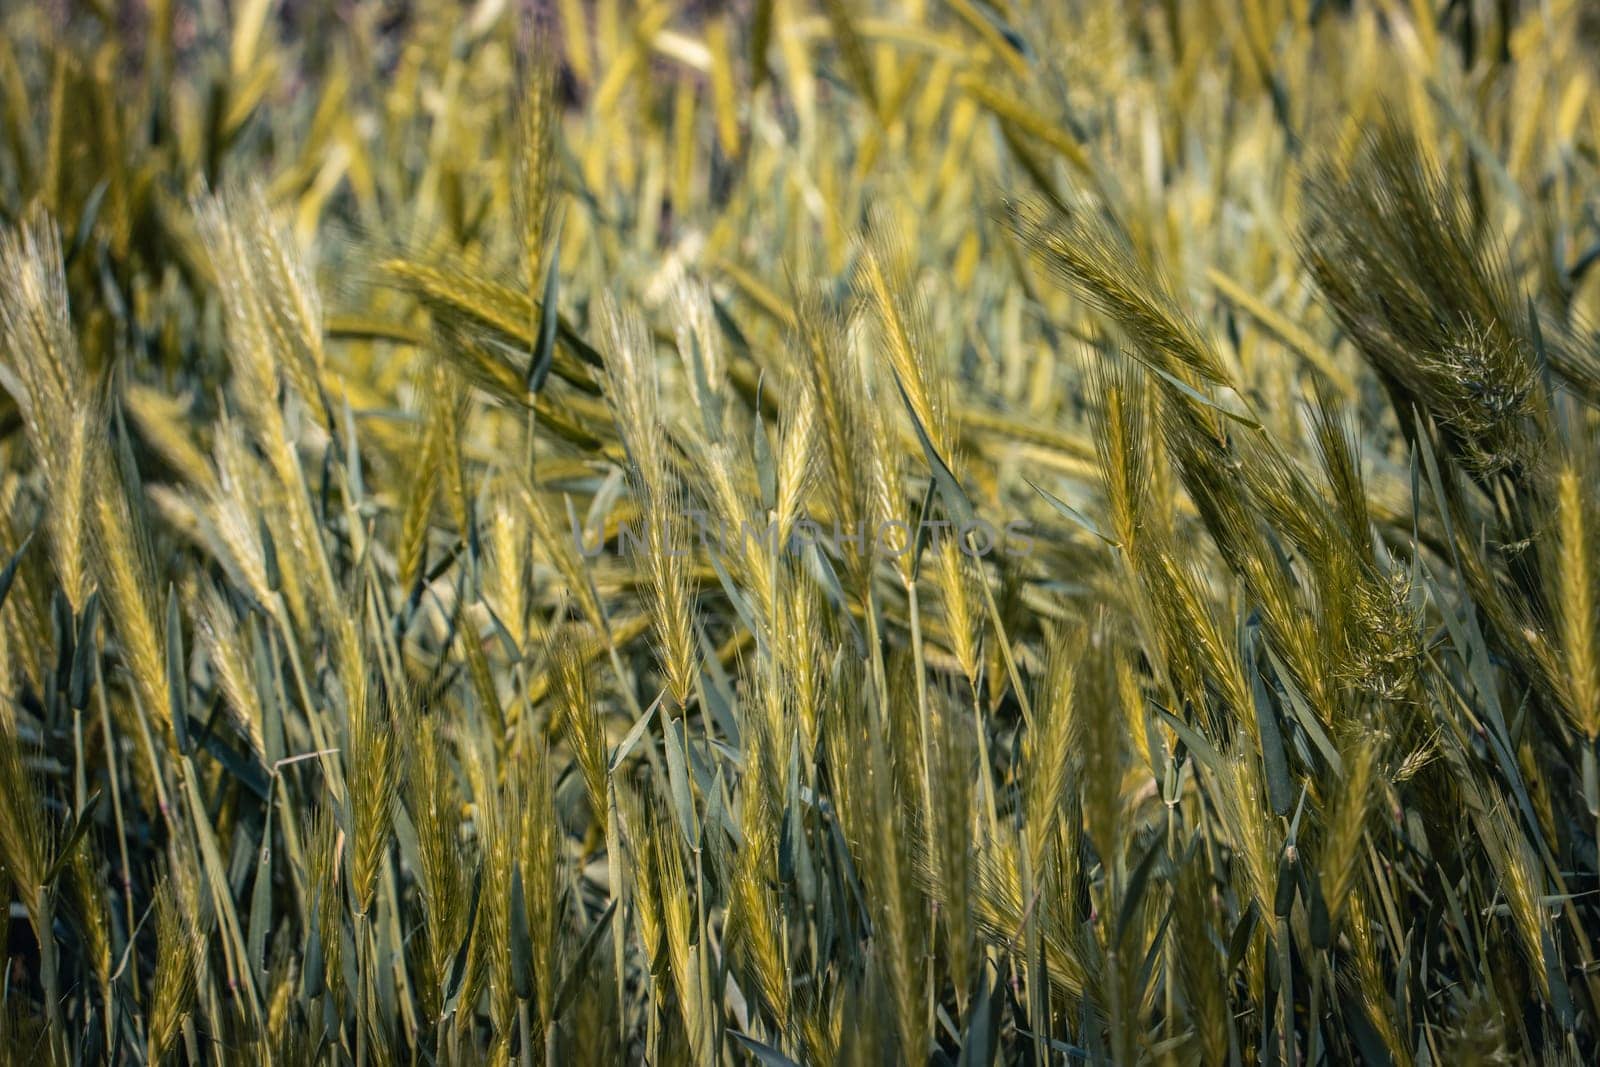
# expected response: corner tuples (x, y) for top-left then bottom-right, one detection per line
(166, 585), (190, 754)
(754, 409), (776, 512)
(1012, 1031), (1090, 1059)
(1584, 743), (1599, 818)
(1297, 862), (1329, 950)
(686, 327), (724, 439)
(1227, 901), (1260, 974)
(552, 899), (617, 1021)
(610, 693), (661, 773)
(1273, 853), (1297, 917)
(1263, 644), (1341, 774)
(527, 225), (562, 394)
(259, 515), (281, 594)
(301, 899), (325, 999)
(1153, 703), (1224, 778)
(891, 368), (976, 531)
(801, 541), (864, 657)
(198, 723), (271, 800)
(68, 591), (100, 711)
(1136, 905), (1175, 1001)
(66, 179), (109, 266)
(1117, 836), (1164, 945)
(957, 961), (1005, 1067)
(1340, 991), (1395, 1067)
(0, 531), (32, 612)
(729, 1031), (801, 1067)
(44, 790), (101, 887)
(443, 869), (484, 1014)
(247, 792), (274, 981)
(1542, 926), (1575, 1031)
(510, 867), (532, 1001)
(1249, 641), (1293, 816)
(1145, 360), (1259, 429)
(708, 550), (764, 646)
(910, 477), (937, 580)
(1025, 476), (1118, 546)
(662, 712), (698, 848)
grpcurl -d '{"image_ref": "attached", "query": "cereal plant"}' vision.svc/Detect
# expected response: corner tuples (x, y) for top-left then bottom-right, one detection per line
(1, 1), (1599, 1063)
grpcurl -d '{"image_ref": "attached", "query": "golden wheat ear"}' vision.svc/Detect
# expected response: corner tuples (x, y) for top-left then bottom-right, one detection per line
(1299, 114), (1546, 480)
(0, 210), (93, 611)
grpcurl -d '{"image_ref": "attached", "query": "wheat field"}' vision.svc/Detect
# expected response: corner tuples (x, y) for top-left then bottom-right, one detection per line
(2, 0), (1600, 1063)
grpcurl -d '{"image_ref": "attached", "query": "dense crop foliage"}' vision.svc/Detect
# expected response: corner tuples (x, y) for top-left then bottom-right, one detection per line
(3, 0), (1600, 1062)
